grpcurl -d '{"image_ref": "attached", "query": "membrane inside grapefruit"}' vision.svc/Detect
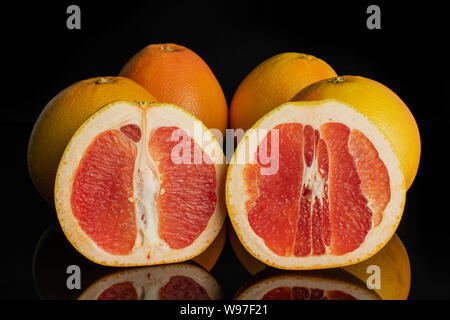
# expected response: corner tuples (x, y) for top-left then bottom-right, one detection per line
(78, 263), (222, 300)
(55, 102), (226, 266)
(227, 100), (405, 269)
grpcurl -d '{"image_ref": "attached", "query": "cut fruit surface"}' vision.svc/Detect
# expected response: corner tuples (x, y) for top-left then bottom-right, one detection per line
(55, 101), (226, 266)
(226, 100), (406, 269)
(78, 263), (222, 300)
(235, 269), (380, 300)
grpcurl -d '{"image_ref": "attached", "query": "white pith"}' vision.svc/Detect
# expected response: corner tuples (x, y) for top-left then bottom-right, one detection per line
(78, 263), (222, 300)
(227, 100), (405, 269)
(236, 274), (379, 300)
(55, 102), (227, 266)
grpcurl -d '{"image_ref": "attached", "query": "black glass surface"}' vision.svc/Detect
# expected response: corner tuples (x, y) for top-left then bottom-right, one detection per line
(1, 1), (448, 300)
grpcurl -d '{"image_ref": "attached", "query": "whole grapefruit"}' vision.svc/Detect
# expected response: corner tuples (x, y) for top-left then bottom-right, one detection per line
(230, 52), (337, 131)
(28, 76), (156, 203)
(119, 43), (228, 135)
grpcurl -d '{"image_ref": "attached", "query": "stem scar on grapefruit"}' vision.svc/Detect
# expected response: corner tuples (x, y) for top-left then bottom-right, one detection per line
(55, 101), (227, 266)
(78, 263), (222, 300)
(119, 43), (228, 136)
(292, 75), (420, 190)
(226, 76), (420, 270)
(230, 52), (337, 131)
(28, 76), (156, 203)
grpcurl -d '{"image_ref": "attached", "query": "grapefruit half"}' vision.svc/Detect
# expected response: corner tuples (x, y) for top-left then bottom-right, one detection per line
(78, 263), (222, 300)
(55, 101), (226, 266)
(226, 99), (410, 269)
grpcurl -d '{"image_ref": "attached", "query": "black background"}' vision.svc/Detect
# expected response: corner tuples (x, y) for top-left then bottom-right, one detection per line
(1, 0), (448, 300)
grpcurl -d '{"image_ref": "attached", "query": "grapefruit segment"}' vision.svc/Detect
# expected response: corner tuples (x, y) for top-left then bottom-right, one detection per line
(55, 101), (226, 267)
(262, 287), (291, 300)
(148, 127), (217, 249)
(71, 130), (137, 256)
(348, 129), (390, 227)
(321, 122), (373, 255)
(311, 197), (325, 255)
(120, 124), (142, 142)
(294, 186), (312, 257)
(97, 281), (138, 300)
(159, 275), (211, 300)
(246, 123), (303, 257)
(227, 99), (406, 269)
(261, 286), (356, 300)
(317, 139), (331, 247)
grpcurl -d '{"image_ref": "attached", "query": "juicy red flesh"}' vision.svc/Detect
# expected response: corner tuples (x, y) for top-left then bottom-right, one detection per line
(149, 127), (217, 249)
(159, 276), (211, 300)
(245, 123), (303, 256)
(312, 197), (326, 255)
(317, 139), (331, 247)
(120, 124), (142, 142)
(320, 123), (373, 255)
(293, 186), (311, 256)
(261, 287), (291, 300)
(244, 122), (389, 257)
(262, 286), (356, 300)
(71, 130), (137, 255)
(97, 281), (138, 300)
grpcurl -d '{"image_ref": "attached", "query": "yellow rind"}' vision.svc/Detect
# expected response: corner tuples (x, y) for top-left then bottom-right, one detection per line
(28, 76), (156, 203)
(292, 75), (421, 190)
(342, 234), (411, 300)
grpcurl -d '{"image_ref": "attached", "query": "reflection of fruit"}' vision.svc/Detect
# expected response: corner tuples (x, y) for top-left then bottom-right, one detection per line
(235, 268), (380, 300)
(33, 224), (111, 300)
(79, 263), (222, 300)
(33, 223), (225, 299)
(227, 95), (417, 269)
(192, 223), (227, 271)
(228, 220), (266, 275)
(55, 101), (226, 266)
(230, 52), (336, 131)
(343, 234), (410, 300)
(28, 76), (156, 203)
(292, 75), (420, 190)
(119, 43), (228, 135)
(230, 228), (410, 300)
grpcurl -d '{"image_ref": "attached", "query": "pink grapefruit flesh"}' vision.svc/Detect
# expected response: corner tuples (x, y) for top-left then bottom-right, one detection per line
(71, 130), (138, 255)
(97, 281), (138, 300)
(159, 276), (211, 300)
(261, 286), (356, 300)
(71, 126), (217, 254)
(148, 127), (217, 249)
(243, 122), (390, 257)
